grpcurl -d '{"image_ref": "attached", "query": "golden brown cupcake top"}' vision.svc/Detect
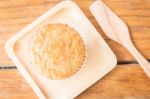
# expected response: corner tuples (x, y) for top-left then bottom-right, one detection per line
(29, 23), (85, 79)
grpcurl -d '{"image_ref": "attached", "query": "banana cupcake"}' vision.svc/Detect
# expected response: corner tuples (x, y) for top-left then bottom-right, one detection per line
(29, 23), (86, 80)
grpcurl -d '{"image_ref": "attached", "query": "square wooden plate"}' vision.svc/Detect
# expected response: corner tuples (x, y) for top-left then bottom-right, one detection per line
(5, 1), (117, 99)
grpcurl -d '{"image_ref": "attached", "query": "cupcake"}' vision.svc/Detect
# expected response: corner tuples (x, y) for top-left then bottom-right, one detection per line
(29, 23), (86, 80)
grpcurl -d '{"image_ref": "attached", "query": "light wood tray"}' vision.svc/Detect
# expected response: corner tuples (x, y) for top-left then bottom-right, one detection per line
(5, 1), (117, 99)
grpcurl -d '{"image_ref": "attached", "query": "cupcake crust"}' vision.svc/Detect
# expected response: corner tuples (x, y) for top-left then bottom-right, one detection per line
(29, 24), (85, 79)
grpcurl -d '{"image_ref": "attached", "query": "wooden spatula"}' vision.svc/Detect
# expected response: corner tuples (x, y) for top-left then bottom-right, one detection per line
(90, 0), (150, 77)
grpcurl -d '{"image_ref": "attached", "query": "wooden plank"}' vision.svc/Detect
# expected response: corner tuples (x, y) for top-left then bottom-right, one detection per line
(0, 64), (150, 99)
(0, 69), (38, 99)
(0, 0), (150, 65)
(77, 64), (150, 99)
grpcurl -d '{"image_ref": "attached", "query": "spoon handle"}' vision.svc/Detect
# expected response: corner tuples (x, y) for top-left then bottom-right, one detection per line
(125, 42), (150, 77)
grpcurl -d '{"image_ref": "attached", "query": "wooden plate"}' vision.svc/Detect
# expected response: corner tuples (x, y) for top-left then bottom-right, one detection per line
(5, 1), (117, 99)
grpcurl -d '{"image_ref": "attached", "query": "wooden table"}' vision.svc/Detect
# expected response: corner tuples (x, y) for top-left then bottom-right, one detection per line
(0, 0), (150, 99)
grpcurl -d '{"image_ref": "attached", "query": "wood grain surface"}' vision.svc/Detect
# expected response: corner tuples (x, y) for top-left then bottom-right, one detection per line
(0, 0), (150, 99)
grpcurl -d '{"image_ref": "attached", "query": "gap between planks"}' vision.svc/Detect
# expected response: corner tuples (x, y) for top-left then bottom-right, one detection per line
(0, 59), (150, 69)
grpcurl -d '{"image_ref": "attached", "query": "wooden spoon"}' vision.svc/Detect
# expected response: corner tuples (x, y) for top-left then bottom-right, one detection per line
(90, 0), (150, 77)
